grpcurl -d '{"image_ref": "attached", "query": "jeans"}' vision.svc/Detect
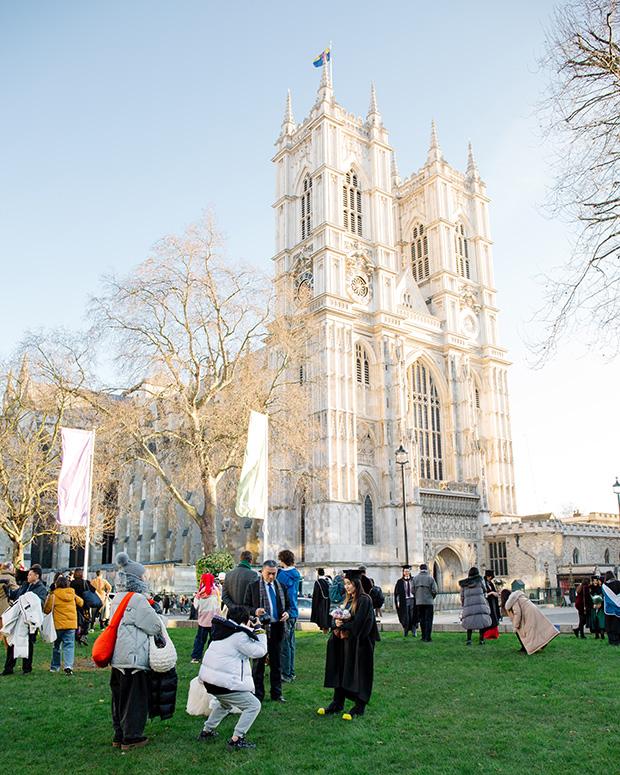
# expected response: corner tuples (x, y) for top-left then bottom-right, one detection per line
(191, 626), (211, 660)
(204, 689), (262, 738)
(280, 618), (297, 678)
(51, 628), (76, 670)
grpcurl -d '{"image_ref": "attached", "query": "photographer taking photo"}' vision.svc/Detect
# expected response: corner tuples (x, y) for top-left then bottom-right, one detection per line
(198, 606), (267, 751)
(243, 559), (290, 703)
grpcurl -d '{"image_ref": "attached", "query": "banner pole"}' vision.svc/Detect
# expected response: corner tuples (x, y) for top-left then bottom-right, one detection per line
(83, 429), (96, 579)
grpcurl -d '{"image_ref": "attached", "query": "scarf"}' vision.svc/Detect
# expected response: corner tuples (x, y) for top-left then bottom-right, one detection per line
(602, 583), (620, 618)
(259, 577), (286, 621)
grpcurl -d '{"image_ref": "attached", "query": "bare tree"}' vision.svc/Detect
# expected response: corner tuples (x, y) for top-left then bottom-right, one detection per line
(0, 348), (117, 566)
(77, 215), (314, 556)
(534, 0), (620, 361)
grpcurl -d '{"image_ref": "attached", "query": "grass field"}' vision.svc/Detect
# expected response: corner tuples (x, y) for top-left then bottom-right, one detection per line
(0, 628), (617, 775)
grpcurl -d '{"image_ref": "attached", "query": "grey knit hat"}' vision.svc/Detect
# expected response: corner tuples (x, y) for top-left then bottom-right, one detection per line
(115, 552), (148, 594)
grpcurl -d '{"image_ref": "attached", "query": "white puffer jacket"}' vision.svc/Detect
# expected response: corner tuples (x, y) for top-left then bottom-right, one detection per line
(199, 617), (267, 693)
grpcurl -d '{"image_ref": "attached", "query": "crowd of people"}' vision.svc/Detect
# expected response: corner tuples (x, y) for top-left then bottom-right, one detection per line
(1, 552), (619, 753)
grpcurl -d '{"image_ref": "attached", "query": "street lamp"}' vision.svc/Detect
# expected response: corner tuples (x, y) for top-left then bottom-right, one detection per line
(613, 477), (620, 520)
(395, 444), (410, 566)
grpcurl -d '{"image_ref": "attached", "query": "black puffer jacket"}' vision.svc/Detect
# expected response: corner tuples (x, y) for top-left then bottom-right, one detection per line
(149, 668), (178, 720)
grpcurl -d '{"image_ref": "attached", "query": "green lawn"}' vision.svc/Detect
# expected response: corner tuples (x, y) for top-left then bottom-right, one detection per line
(0, 629), (617, 774)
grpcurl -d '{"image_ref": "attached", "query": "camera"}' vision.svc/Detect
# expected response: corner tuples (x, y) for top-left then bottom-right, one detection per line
(258, 612), (273, 626)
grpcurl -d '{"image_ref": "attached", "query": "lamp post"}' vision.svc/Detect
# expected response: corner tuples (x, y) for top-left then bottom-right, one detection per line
(395, 444), (410, 566)
(613, 478), (620, 522)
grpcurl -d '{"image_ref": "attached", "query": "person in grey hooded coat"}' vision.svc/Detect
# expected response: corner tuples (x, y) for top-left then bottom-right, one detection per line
(459, 567), (491, 645)
(109, 552), (163, 751)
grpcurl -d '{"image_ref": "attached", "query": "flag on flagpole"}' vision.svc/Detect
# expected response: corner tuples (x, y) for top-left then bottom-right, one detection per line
(313, 48), (331, 68)
(235, 411), (268, 521)
(57, 428), (95, 527)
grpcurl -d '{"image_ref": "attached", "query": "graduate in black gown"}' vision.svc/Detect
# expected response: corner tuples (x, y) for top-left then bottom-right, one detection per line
(310, 568), (332, 632)
(317, 568), (379, 719)
(394, 565), (417, 637)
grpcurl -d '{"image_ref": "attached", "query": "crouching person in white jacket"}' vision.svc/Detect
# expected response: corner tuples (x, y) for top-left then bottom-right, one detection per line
(198, 605), (267, 751)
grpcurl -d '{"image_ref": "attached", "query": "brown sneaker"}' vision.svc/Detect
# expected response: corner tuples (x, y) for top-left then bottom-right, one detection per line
(121, 737), (148, 751)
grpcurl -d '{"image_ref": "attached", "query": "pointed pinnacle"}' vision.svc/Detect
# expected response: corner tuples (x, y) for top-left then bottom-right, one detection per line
(427, 119), (443, 163)
(391, 152), (400, 181)
(282, 89), (295, 134)
(369, 82), (378, 115)
(467, 140), (479, 178)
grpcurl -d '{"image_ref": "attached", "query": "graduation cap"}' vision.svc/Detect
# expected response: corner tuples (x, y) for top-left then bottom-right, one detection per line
(343, 568), (364, 581)
(401, 565), (412, 571)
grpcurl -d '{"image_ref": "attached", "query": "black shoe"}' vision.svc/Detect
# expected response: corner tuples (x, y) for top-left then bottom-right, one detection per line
(349, 704), (365, 717)
(227, 736), (256, 751)
(320, 701), (344, 715)
(271, 696), (286, 703)
(64, 668), (74, 675)
(573, 628), (579, 638)
(197, 729), (218, 742)
(1, 670), (14, 676)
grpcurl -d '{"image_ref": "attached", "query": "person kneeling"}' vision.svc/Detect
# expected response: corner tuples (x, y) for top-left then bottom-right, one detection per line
(198, 606), (267, 751)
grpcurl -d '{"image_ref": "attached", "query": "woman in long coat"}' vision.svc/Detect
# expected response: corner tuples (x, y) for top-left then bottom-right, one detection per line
(503, 590), (559, 655)
(318, 569), (379, 719)
(459, 567), (491, 645)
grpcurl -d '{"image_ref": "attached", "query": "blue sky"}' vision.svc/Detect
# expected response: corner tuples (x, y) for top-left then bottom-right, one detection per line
(1, 1), (618, 515)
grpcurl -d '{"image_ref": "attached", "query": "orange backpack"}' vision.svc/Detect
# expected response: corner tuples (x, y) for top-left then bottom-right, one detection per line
(91, 592), (134, 668)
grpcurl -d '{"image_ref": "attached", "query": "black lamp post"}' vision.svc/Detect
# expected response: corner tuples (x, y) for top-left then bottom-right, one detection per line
(395, 444), (410, 566)
(613, 477), (620, 520)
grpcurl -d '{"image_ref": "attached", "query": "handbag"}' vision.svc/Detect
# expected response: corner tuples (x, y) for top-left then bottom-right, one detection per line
(92, 592), (134, 667)
(149, 616), (177, 673)
(186, 676), (212, 716)
(40, 595), (57, 643)
(82, 589), (102, 609)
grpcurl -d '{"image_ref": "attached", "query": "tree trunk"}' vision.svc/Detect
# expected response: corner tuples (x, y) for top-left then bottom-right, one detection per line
(12, 541), (24, 568)
(199, 477), (218, 555)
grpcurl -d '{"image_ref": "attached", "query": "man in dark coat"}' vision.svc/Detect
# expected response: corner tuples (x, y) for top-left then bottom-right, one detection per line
(310, 568), (332, 632)
(222, 551), (257, 608)
(394, 565), (417, 637)
(322, 569), (380, 717)
(243, 560), (290, 702)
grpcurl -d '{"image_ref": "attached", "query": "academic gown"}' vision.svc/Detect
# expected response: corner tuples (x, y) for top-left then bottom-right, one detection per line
(484, 579), (501, 628)
(311, 578), (332, 630)
(324, 594), (379, 704)
(393, 577), (415, 630)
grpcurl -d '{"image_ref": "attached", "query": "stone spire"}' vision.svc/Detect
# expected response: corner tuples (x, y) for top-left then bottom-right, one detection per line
(281, 89), (296, 135)
(391, 151), (400, 184)
(316, 55), (333, 103)
(367, 81), (381, 124)
(466, 141), (480, 180)
(427, 119), (443, 164)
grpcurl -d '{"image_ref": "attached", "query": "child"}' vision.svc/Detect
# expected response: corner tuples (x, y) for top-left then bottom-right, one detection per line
(197, 605), (267, 751)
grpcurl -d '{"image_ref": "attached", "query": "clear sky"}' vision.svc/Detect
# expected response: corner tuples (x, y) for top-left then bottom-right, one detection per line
(1, 1), (618, 516)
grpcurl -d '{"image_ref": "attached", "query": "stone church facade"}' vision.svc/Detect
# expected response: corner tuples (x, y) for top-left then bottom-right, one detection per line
(267, 66), (517, 589)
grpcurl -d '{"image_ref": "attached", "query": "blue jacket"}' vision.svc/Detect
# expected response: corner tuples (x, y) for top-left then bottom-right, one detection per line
(277, 567), (302, 619)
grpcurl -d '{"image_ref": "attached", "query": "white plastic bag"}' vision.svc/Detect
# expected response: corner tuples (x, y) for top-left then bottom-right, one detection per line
(40, 597), (57, 644)
(186, 676), (212, 716)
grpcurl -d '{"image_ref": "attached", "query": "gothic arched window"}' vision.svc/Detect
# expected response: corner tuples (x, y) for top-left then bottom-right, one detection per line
(455, 222), (470, 279)
(301, 175), (312, 240)
(343, 170), (362, 236)
(604, 548), (610, 564)
(410, 362), (443, 481)
(411, 223), (430, 282)
(363, 494), (374, 545)
(572, 547), (580, 564)
(355, 343), (370, 386)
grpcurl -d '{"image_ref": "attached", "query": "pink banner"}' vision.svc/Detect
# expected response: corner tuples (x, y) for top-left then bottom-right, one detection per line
(57, 428), (95, 526)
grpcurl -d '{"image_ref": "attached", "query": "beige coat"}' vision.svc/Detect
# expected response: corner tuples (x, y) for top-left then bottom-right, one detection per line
(505, 591), (559, 654)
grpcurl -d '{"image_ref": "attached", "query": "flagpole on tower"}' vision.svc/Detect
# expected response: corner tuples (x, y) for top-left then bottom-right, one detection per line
(329, 40), (333, 84)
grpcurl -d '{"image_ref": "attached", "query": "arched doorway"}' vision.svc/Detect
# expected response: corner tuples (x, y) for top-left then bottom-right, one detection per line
(433, 547), (462, 592)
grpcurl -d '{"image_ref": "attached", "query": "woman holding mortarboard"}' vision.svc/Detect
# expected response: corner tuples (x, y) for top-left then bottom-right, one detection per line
(317, 568), (379, 720)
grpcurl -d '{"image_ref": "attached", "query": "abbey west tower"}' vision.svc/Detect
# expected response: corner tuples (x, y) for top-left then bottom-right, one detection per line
(269, 66), (516, 590)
